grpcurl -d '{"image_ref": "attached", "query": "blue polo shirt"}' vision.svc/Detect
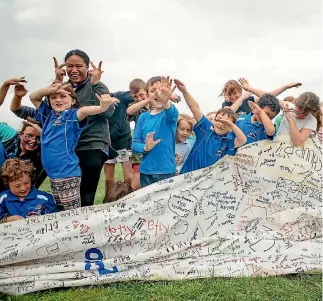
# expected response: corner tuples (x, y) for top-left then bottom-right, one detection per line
(180, 116), (235, 174)
(236, 113), (274, 145)
(0, 186), (59, 220)
(36, 101), (87, 179)
(0, 142), (6, 167)
(132, 104), (178, 175)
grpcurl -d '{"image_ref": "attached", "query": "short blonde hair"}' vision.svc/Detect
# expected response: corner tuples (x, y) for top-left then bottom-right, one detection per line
(1, 158), (34, 185)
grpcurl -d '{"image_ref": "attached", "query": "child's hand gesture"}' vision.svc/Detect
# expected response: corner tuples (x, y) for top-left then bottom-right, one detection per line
(175, 154), (183, 165)
(47, 83), (62, 94)
(238, 78), (251, 91)
(216, 118), (235, 129)
(248, 101), (262, 114)
(53, 57), (67, 83)
(23, 119), (42, 136)
(174, 79), (187, 93)
(286, 82), (302, 89)
(14, 84), (28, 97)
(155, 76), (173, 104)
(4, 77), (27, 86)
(89, 61), (104, 85)
(283, 103), (295, 124)
(144, 132), (161, 152)
(96, 93), (120, 111)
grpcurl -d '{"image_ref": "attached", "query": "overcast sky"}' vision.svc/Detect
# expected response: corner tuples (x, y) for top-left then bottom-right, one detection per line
(0, 0), (321, 129)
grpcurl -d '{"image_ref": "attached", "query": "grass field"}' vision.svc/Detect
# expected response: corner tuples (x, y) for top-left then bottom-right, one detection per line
(1, 164), (322, 301)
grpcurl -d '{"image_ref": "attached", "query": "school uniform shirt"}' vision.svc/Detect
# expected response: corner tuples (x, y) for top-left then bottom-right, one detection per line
(132, 104), (179, 175)
(0, 142), (6, 167)
(0, 186), (59, 220)
(36, 101), (87, 179)
(175, 140), (191, 174)
(236, 113), (274, 145)
(276, 103), (317, 137)
(180, 116), (235, 174)
(0, 122), (18, 149)
(222, 96), (255, 117)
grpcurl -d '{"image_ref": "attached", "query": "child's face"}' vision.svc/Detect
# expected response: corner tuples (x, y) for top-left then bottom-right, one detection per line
(262, 106), (277, 120)
(214, 113), (232, 135)
(136, 89), (148, 102)
(9, 173), (32, 200)
(66, 55), (88, 84)
(224, 88), (241, 102)
(20, 126), (40, 152)
(176, 119), (192, 143)
(294, 106), (309, 120)
(148, 82), (163, 109)
(49, 90), (75, 113)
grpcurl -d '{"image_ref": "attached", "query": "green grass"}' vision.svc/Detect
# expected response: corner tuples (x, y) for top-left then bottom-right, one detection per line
(1, 165), (322, 300)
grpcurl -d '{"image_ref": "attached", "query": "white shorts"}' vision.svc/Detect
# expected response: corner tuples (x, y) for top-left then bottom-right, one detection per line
(105, 149), (132, 164)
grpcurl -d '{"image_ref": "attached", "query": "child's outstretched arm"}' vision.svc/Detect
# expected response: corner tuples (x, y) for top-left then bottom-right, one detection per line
(248, 101), (275, 136)
(218, 119), (247, 148)
(0, 77), (27, 106)
(77, 94), (119, 121)
(283, 104), (312, 146)
(269, 82), (302, 97)
(11, 84), (28, 112)
(174, 79), (203, 122)
(238, 78), (266, 98)
(29, 83), (61, 108)
(126, 98), (151, 116)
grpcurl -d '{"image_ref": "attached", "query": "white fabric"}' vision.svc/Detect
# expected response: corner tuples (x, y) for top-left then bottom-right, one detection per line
(0, 136), (321, 296)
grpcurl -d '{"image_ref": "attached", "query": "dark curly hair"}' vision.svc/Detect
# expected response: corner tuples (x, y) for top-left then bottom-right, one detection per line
(257, 93), (281, 115)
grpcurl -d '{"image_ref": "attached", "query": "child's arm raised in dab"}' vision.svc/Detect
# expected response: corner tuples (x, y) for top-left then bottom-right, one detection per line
(0, 77), (27, 106)
(269, 82), (302, 97)
(126, 98), (151, 116)
(29, 83), (62, 108)
(248, 101), (275, 136)
(217, 119), (247, 148)
(174, 79), (203, 122)
(77, 94), (119, 121)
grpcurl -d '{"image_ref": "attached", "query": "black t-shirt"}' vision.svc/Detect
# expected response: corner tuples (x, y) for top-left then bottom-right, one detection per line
(222, 96), (255, 117)
(109, 91), (134, 150)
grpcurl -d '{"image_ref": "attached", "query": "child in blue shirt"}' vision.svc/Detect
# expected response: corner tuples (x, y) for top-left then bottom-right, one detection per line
(175, 117), (193, 174)
(0, 158), (58, 223)
(132, 76), (179, 188)
(236, 93), (280, 145)
(174, 79), (247, 174)
(29, 83), (119, 210)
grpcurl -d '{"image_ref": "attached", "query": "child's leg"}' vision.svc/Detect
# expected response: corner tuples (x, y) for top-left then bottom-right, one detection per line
(131, 164), (141, 191)
(50, 177), (81, 211)
(122, 161), (133, 184)
(104, 162), (115, 191)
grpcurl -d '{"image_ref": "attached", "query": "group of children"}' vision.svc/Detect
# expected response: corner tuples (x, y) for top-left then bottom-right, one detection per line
(0, 72), (322, 224)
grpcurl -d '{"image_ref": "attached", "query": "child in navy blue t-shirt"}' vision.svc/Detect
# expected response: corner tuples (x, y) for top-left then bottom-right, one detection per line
(174, 79), (247, 174)
(0, 158), (58, 223)
(235, 94), (280, 145)
(132, 76), (179, 188)
(29, 83), (119, 210)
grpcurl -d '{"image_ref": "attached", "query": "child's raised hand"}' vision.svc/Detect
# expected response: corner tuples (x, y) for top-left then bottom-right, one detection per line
(248, 101), (262, 114)
(216, 118), (234, 129)
(47, 83), (62, 94)
(96, 93), (120, 110)
(238, 78), (251, 91)
(53, 57), (67, 83)
(174, 79), (187, 93)
(144, 132), (161, 152)
(4, 77), (27, 86)
(283, 102), (294, 124)
(14, 84), (28, 97)
(175, 154), (183, 165)
(155, 76), (173, 104)
(286, 82), (302, 89)
(23, 119), (42, 136)
(89, 61), (104, 84)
